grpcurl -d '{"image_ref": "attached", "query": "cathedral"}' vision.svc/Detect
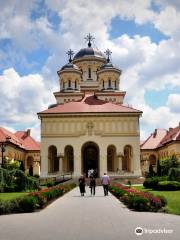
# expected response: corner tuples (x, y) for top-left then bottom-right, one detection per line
(38, 34), (142, 178)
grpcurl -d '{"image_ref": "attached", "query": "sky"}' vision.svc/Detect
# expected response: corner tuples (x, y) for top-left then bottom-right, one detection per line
(0, 0), (180, 141)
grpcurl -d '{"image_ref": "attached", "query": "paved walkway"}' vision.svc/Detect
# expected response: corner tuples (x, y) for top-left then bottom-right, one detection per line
(0, 187), (179, 240)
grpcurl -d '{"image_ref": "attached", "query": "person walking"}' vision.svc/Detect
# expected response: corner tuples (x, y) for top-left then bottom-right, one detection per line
(79, 175), (86, 196)
(89, 175), (96, 196)
(101, 173), (110, 196)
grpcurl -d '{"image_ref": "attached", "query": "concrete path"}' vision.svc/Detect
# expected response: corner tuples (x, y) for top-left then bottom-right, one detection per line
(0, 187), (179, 240)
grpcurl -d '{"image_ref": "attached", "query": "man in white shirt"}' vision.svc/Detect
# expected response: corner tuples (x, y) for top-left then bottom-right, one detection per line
(101, 173), (110, 196)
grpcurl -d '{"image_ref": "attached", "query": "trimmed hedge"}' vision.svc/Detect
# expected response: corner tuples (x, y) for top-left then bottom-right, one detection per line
(110, 183), (165, 212)
(0, 183), (76, 215)
(143, 176), (167, 190)
(168, 168), (180, 182)
(157, 181), (180, 191)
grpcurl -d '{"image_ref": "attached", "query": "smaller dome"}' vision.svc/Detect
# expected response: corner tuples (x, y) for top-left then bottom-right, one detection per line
(61, 62), (80, 71)
(99, 62), (121, 73)
(100, 62), (114, 69)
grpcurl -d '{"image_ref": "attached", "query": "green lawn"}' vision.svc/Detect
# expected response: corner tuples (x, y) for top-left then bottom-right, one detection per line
(133, 186), (180, 215)
(0, 192), (28, 201)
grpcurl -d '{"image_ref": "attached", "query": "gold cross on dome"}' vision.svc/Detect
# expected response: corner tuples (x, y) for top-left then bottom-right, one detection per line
(84, 33), (95, 47)
(66, 49), (74, 62)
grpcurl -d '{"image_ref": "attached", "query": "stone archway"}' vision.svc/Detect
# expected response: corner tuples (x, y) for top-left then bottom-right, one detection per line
(107, 145), (117, 172)
(26, 156), (34, 170)
(81, 142), (99, 177)
(64, 145), (74, 173)
(149, 154), (156, 166)
(122, 145), (133, 172)
(48, 145), (59, 173)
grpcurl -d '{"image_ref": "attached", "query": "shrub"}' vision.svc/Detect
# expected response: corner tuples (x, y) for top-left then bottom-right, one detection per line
(0, 168), (39, 192)
(0, 183), (76, 215)
(156, 195), (167, 207)
(18, 196), (38, 212)
(126, 195), (149, 211)
(157, 181), (180, 191)
(109, 186), (126, 197)
(143, 176), (167, 189)
(110, 183), (163, 212)
(161, 155), (179, 176)
(168, 168), (180, 182)
(46, 181), (54, 188)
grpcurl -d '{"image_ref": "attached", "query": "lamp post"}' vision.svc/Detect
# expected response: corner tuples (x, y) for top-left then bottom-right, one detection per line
(0, 136), (11, 168)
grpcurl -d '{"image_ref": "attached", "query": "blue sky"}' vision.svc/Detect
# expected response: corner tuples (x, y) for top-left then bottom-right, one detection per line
(0, 0), (180, 140)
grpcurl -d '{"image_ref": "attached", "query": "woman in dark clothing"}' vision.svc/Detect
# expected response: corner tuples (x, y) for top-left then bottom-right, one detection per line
(89, 175), (96, 195)
(79, 175), (86, 196)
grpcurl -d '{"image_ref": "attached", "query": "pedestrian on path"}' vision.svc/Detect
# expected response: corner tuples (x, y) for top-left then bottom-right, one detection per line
(101, 173), (110, 196)
(89, 175), (96, 195)
(79, 175), (86, 196)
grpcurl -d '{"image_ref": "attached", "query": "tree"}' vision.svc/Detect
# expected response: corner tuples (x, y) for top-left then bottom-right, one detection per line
(149, 164), (154, 177)
(29, 165), (33, 176)
(19, 161), (25, 172)
(157, 159), (161, 176)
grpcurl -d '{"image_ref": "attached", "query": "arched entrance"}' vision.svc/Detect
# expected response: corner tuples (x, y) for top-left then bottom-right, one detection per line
(82, 142), (99, 177)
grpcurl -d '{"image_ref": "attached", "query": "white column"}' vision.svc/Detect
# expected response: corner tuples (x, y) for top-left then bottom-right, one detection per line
(73, 146), (81, 177)
(40, 151), (48, 178)
(58, 153), (64, 174)
(117, 154), (122, 171)
(133, 142), (141, 176)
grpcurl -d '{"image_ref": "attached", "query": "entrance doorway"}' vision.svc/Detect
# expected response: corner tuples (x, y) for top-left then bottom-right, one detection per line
(82, 142), (99, 177)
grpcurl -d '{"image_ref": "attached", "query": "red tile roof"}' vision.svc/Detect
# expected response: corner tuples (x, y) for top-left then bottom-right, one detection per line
(0, 127), (24, 148)
(0, 127), (40, 151)
(141, 124), (180, 150)
(158, 125), (180, 147)
(39, 95), (142, 114)
(141, 129), (167, 150)
(15, 131), (40, 151)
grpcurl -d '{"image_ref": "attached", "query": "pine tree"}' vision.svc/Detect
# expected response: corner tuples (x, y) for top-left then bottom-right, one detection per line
(157, 159), (161, 176)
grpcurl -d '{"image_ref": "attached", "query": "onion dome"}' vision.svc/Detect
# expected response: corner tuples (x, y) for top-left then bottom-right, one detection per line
(60, 62), (80, 71)
(98, 49), (121, 73)
(57, 49), (81, 75)
(73, 33), (106, 61)
(73, 47), (105, 60)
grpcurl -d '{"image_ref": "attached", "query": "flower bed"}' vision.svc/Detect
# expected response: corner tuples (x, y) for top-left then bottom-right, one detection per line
(0, 183), (76, 215)
(110, 183), (165, 212)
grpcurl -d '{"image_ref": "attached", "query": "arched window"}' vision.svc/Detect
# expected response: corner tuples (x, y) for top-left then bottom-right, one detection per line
(48, 145), (59, 173)
(102, 80), (105, 88)
(123, 145), (133, 172)
(108, 79), (111, 88)
(107, 145), (116, 172)
(88, 67), (91, 78)
(63, 81), (65, 89)
(68, 80), (71, 88)
(149, 155), (156, 166)
(27, 156), (34, 169)
(75, 80), (77, 89)
(115, 80), (117, 89)
(64, 146), (74, 172)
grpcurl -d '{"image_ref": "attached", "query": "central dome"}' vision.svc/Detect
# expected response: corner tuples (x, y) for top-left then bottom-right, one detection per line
(73, 47), (106, 60)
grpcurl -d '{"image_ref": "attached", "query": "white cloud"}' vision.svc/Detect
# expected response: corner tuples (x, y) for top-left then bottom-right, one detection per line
(167, 94), (180, 113)
(0, 0), (180, 141)
(0, 68), (53, 128)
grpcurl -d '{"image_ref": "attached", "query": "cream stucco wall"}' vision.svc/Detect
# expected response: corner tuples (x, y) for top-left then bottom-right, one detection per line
(40, 114), (141, 178)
